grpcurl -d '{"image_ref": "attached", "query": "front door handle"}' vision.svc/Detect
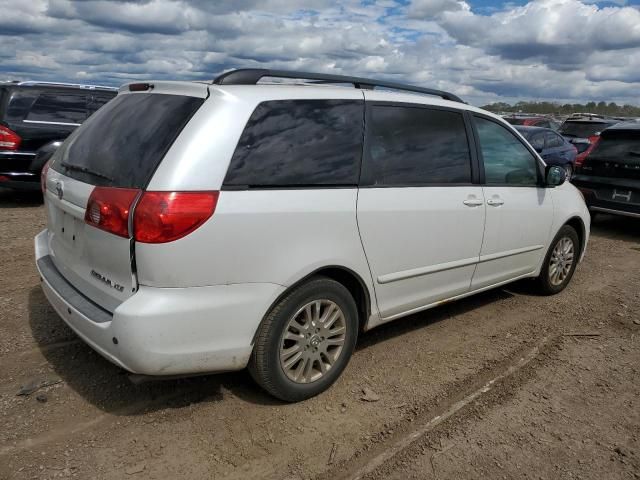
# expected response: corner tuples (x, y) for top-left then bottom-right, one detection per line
(487, 198), (504, 206)
(463, 197), (484, 207)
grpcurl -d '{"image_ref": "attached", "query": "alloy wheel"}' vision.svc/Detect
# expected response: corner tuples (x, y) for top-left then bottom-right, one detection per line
(279, 299), (347, 384)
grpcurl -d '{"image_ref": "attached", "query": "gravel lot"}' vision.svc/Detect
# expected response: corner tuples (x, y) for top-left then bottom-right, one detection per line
(0, 189), (639, 480)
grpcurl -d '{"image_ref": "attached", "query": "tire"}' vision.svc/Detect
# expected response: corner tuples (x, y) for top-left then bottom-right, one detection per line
(248, 276), (359, 402)
(535, 225), (580, 295)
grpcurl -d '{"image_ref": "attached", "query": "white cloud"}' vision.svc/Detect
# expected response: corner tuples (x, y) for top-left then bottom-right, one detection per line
(0, 0), (639, 106)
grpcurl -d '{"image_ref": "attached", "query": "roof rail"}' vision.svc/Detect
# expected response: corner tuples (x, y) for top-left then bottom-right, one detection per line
(213, 68), (464, 103)
(17, 81), (117, 91)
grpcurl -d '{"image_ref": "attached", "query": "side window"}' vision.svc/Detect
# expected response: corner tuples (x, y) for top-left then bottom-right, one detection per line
(545, 132), (563, 148)
(529, 133), (545, 151)
(365, 105), (472, 185)
(475, 116), (538, 186)
(224, 100), (363, 187)
(26, 93), (87, 124)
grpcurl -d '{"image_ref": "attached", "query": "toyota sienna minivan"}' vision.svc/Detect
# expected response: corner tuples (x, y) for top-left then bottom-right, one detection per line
(35, 69), (590, 401)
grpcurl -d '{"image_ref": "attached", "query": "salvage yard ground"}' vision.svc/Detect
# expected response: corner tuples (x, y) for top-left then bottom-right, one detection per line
(0, 189), (639, 480)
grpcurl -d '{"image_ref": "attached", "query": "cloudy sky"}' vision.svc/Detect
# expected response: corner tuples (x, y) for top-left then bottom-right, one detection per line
(2, 0), (640, 106)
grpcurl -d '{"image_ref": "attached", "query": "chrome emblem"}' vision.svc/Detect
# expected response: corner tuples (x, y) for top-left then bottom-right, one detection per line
(55, 181), (63, 200)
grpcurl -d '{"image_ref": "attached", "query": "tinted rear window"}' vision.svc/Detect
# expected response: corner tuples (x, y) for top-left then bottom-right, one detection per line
(363, 105), (471, 186)
(52, 93), (203, 188)
(560, 121), (611, 138)
(505, 118), (527, 125)
(589, 132), (640, 164)
(224, 100), (363, 187)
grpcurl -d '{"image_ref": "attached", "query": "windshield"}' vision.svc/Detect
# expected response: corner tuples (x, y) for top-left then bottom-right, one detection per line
(51, 93), (203, 188)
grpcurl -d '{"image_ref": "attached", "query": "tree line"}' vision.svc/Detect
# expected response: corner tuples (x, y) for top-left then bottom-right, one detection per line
(481, 101), (640, 117)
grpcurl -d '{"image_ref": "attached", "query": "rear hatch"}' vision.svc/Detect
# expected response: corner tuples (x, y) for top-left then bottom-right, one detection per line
(44, 84), (206, 312)
(580, 129), (640, 180)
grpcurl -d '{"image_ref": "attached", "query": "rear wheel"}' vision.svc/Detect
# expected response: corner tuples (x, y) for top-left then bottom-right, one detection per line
(249, 277), (358, 402)
(535, 225), (579, 295)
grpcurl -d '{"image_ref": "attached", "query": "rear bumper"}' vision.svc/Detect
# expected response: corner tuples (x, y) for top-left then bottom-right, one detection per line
(573, 175), (640, 218)
(0, 172), (40, 191)
(35, 230), (285, 375)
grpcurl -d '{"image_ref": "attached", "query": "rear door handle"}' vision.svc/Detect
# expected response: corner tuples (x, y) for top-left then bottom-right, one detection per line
(463, 198), (484, 207)
(487, 198), (504, 206)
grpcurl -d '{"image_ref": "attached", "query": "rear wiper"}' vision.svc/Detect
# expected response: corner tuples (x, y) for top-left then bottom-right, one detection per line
(60, 162), (114, 182)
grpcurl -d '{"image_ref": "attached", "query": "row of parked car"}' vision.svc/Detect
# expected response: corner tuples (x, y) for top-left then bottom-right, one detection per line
(1, 80), (638, 222)
(504, 113), (640, 219)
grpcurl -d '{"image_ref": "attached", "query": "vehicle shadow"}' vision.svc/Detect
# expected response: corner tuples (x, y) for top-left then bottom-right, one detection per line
(0, 188), (43, 208)
(29, 285), (515, 412)
(590, 214), (640, 243)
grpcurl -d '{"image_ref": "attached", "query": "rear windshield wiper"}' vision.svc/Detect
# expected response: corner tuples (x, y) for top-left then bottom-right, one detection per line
(60, 162), (115, 182)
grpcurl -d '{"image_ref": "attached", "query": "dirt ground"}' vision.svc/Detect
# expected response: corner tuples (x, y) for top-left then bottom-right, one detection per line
(0, 189), (639, 480)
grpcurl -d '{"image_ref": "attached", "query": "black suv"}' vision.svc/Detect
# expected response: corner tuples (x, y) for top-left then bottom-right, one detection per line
(0, 82), (117, 191)
(558, 115), (620, 167)
(573, 120), (640, 219)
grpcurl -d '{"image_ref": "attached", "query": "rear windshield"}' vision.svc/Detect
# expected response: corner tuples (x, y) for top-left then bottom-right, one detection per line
(589, 132), (640, 164)
(559, 121), (610, 138)
(52, 93), (203, 188)
(504, 118), (527, 125)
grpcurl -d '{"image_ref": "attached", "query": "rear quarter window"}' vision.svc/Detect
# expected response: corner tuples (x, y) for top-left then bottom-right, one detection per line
(26, 93), (87, 124)
(52, 93), (203, 188)
(224, 99), (364, 188)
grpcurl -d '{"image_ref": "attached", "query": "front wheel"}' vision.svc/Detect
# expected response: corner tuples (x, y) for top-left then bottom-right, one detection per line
(535, 225), (579, 295)
(249, 277), (359, 402)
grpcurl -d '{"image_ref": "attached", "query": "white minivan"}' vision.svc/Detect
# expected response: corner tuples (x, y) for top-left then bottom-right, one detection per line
(35, 69), (590, 401)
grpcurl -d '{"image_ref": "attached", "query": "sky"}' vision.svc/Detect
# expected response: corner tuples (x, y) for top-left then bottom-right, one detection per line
(1, 0), (640, 106)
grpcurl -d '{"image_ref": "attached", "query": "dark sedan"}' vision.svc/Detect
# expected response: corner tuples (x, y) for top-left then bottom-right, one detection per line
(514, 125), (578, 178)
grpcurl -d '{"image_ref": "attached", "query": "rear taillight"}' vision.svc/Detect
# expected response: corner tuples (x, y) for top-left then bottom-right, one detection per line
(0, 125), (21, 151)
(133, 191), (219, 244)
(84, 187), (140, 238)
(576, 136), (600, 166)
(41, 161), (50, 193)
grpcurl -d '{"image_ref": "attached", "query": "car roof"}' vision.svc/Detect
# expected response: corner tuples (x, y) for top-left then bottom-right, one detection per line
(514, 125), (556, 133)
(563, 117), (618, 124)
(0, 81), (117, 93)
(605, 120), (640, 131)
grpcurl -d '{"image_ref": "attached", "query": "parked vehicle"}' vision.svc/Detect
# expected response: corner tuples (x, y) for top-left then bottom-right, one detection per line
(35, 69), (590, 402)
(573, 120), (640, 219)
(514, 126), (578, 178)
(504, 115), (560, 130)
(558, 116), (619, 167)
(0, 81), (117, 190)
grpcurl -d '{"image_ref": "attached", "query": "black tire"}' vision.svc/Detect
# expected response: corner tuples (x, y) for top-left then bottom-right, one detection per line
(248, 276), (359, 402)
(535, 225), (580, 295)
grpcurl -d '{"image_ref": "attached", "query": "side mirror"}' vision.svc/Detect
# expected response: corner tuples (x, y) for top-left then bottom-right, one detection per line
(534, 146), (543, 154)
(546, 165), (566, 187)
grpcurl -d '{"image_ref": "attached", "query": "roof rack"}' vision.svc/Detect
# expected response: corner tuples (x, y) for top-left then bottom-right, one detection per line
(213, 69), (464, 103)
(17, 81), (117, 91)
